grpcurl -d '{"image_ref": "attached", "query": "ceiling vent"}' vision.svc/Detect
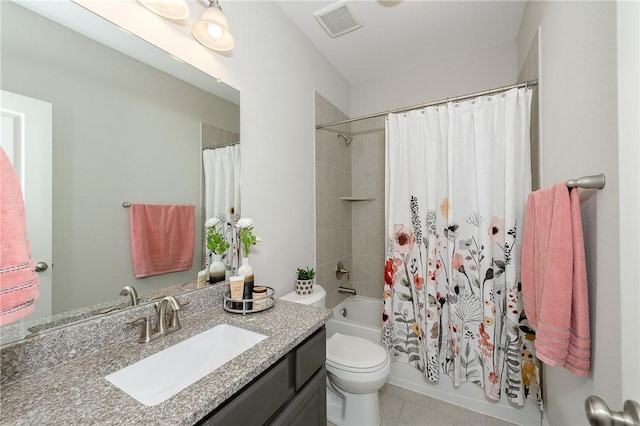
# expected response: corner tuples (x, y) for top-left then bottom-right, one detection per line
(313, 1), (363, 38)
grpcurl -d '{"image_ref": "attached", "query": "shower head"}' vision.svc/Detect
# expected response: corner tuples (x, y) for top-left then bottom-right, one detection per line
(337, 134), (353, 146)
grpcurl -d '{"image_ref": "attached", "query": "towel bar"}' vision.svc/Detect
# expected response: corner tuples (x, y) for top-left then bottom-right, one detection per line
(566, 174), (605, 190)
(122, 202), (194, 208)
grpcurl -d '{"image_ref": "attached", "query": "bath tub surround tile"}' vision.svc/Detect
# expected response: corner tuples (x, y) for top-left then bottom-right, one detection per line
(333, 291), (351, 308)
(357, 116), (385, 134)
(345, 230), (353, 260)
(320, 133), (339, 168)
(316, 230), (332, 265)
(316, 162), (332, 197)
(364, 226), (385, 257)
(354, 282), (383, 299)
(329, 167), (347, 198)
(315, 196), (338, 231)
(318, 263), (338, 292)
(351, 201), (378, 228)
(331, 228), (347, 260)
(338, 199), (352, 228)
(352, 227), (365, 255)
(337, 138), (352, 174)
(362, 254), (384, 284)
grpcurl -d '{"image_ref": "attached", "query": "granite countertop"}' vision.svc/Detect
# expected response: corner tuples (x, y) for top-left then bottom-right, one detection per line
(0, 281), (199, 345)
(0, 300), (331, 425)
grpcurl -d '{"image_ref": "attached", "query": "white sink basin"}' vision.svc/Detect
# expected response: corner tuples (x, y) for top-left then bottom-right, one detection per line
(105, 324), (267, 406)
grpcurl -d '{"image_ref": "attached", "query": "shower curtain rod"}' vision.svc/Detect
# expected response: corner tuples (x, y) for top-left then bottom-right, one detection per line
(316, 79), (539, 130)
(203, 141), (239, 150)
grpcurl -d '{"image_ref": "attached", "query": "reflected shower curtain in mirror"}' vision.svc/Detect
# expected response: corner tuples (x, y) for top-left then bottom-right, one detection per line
(382, 88), (541, 406)
(203, 144), (241, 266)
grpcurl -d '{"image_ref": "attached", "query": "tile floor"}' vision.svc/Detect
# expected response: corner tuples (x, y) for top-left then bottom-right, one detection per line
(328, 383), (519, 426)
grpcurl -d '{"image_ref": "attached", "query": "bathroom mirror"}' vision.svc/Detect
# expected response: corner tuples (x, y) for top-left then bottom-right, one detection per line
(0, 1), (240, 344)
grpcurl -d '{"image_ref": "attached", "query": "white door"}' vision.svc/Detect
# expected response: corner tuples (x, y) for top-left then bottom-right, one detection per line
(617, 0), (640, 409)
(1, 90), (53, 323)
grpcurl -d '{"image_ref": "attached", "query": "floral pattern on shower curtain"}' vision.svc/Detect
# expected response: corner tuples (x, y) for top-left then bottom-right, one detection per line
(381, 88), (541, 407)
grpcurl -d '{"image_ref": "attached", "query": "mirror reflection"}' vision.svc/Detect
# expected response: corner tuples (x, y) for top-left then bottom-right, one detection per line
(0, 1), (240, 344)
(201, 124), (241, 276)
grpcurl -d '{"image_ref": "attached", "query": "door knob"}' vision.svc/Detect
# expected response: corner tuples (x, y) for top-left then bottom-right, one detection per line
(35, 261), (48, 272)
(585, 396), (640, 426)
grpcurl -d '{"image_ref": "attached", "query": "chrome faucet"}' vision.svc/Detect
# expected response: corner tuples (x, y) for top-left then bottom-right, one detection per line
(155, 296), (189, 335)
(119, 285), (139, 306)
(126, 296), (189, 344)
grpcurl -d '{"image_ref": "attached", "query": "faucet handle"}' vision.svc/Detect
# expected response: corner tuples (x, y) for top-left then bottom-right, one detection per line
(335, 261), (350, 280)
(176, 299), (190, 309)
(125, 316), (146, 325)
(126, 315), (154, 344)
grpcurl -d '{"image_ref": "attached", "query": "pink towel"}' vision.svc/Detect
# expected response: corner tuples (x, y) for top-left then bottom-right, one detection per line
(129, 204), (195, 278)
(521, 183), (591, 376)
(0, 147), (39, 326)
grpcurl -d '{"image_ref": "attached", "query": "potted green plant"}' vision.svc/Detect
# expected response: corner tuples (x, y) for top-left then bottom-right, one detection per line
(205, 217), (230, 284)
(295, 267), (316, 296)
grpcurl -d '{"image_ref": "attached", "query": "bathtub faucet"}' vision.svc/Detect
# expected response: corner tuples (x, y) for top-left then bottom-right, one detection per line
(336, 261), (350, 280)
(338, 286), (356, 295)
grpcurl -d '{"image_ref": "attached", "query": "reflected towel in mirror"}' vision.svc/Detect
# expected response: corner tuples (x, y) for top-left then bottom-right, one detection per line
(0, 147), (39, 325)
(129, 204), (195, 278)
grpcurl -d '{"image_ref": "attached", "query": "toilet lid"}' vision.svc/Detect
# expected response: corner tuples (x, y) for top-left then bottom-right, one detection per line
(326, 333), (388, 371)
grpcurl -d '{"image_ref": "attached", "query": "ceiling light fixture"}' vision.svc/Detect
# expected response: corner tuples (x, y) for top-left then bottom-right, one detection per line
(191, 0), (235, 52)
(137, 0), (190, 20)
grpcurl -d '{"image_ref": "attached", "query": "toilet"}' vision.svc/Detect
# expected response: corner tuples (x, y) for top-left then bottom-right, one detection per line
(281, 286), (391, 426)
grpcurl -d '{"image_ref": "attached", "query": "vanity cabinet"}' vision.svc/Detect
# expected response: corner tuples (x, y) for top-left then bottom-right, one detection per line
(197, 327), (326, 426)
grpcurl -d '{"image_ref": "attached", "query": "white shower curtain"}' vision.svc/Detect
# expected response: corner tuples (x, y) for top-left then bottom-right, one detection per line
(382, 88), (541, 406)
(203, 144), (241, 222)
(202, 144), (241, 268)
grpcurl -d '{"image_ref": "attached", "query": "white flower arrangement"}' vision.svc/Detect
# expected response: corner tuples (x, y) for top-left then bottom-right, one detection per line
(236, 217), (253, 229)
(204, 217), (221, 228)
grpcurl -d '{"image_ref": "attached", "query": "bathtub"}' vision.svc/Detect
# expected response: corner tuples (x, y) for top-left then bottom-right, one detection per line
(325, 294), (541, 425)
(325, 296), (382, 344)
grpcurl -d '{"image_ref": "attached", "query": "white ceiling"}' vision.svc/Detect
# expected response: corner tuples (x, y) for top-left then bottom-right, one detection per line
(275, 1), (527, 86)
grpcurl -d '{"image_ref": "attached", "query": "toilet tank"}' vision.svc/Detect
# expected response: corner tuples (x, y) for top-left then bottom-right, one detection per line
(280, 285), (326, 308)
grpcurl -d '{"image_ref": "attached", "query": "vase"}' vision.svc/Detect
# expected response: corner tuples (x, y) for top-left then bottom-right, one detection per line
(295, 279), (314, 296)
(209, 254), (226, 284)
(237, 257), (254, 310)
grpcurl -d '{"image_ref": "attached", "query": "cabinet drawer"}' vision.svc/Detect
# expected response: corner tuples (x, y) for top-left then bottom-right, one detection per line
(294, 327), (326, 391)
(198, 356), (294, 426)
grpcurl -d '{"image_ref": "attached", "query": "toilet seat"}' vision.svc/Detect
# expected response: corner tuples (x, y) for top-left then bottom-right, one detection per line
(326, 333), (389, 373)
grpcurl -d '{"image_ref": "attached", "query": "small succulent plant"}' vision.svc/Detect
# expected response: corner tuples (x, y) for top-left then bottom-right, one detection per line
(296, 267), (316, 280)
